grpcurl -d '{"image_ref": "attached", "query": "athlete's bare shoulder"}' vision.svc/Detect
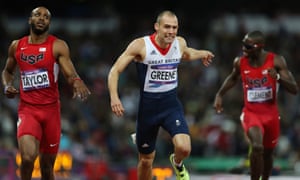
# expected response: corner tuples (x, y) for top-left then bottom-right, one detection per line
(176, 36), (187, 45)
(175, 36), (188, 53)
(129, 37), (145, 50)
(125, 37), (146, 61)
(53, 37), (68, 47)
(10, 39), (19, 48)
(52, 37), (70, 58)
(272, 53), (290, 72)
(8, 39), (19, 56)
(233, 56), (242, 72)
(233, 56), (241, 64)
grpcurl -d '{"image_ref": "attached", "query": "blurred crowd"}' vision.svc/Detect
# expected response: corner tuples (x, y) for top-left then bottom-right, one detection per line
(1, 1), (300, 175)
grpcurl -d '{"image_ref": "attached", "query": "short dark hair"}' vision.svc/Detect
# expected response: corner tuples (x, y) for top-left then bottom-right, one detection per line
(156, 10), (177, 24)
(247, 31), (265, 44)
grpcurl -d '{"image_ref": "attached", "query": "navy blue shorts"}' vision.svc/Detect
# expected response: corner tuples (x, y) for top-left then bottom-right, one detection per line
(135, 91), (189, 154)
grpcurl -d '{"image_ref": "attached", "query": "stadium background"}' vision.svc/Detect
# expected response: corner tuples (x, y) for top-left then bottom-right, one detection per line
(1, 0), (300, 179)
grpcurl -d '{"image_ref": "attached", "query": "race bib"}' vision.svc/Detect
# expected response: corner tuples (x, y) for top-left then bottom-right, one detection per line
(247, 87), (272, 102)
(21, 69), (50, 91)
(149, 68), (177, 83)
(144, 64), (178, 92)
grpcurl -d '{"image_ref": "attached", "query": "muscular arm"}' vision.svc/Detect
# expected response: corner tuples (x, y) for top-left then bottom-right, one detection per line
(2, 40), (19, 98)
(273, 55), (298, 94)
(54, 39), (80, 83)
(108, 38), (144, 117)
(54, 39), (91, 100)
(214, 57), (241, 113)
(178, 36), (214, 66)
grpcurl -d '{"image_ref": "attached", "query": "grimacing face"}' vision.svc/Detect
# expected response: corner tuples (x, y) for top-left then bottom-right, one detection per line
(156, 15), (178, 45)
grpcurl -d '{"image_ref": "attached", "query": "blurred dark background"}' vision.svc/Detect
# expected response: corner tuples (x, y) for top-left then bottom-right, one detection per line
(1, 0), (300, 179)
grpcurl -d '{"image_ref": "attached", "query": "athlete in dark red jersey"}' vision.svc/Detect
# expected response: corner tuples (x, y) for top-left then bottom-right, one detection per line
(1, 6), (91, 180)
(214, 31), (298, 180)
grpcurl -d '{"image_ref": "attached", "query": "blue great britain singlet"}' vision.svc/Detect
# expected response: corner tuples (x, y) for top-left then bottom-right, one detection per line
(134, 34), (188, 154)
(135, 35), (182, 95)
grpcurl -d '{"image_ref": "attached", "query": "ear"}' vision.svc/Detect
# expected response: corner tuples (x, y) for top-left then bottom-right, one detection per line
(154, 22), (159, 31)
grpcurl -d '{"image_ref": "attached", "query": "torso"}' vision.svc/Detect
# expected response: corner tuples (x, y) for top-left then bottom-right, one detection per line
(240, 52), (279, 112)
(15, 35), (60, 105)
(135, 35), (182, 97)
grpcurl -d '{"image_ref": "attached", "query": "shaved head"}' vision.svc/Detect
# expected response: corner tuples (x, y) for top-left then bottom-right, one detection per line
(31, 6), (51, 18)
(156, 10), (177, 24)
(245, 31), (265, 44)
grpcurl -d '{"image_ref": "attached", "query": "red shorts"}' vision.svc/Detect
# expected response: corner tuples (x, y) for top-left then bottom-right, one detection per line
(240, 108), (280, 148)
(17, 100), (61, 154)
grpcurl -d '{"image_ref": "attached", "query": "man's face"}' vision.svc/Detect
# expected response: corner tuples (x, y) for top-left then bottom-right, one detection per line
(155, 15), (178, 44)
(242, 36), (262, 58)
(29, 7), (51, 35)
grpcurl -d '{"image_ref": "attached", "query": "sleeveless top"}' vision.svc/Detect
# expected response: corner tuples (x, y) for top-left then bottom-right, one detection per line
(240, 52), (279, 113)
(15, 35), (60, 105)
(135, 34), (182, 97)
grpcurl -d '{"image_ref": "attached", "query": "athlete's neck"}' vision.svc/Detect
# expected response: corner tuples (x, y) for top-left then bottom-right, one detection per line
(150, 33), (170, 49)
(29, 33), (48, 44)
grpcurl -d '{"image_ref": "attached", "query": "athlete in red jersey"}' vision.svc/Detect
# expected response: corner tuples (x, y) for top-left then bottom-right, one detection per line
(214, 31), (298, 180)
(2, 6), (91, 180)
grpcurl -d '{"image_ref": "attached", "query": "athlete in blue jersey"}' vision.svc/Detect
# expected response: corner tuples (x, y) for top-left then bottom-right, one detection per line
(108, 10), (214, 180)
